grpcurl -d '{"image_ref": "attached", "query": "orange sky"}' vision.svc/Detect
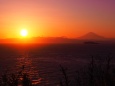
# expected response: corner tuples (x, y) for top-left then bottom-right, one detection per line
(0, 0), (115, 38)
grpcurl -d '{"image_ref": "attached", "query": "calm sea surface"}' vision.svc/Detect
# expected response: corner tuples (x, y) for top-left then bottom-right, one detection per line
(0, 43), (115, 85)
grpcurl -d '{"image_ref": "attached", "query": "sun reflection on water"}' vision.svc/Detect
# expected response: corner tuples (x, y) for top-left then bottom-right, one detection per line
(16, 54), (42, 85)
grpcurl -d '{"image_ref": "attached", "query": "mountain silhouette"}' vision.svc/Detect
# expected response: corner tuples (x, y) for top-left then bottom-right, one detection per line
(78, 32), (105, 40)
(1, 32), (114, 43)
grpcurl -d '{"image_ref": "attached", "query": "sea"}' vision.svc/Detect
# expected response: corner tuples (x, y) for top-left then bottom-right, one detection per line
(0, 43), (115, 86)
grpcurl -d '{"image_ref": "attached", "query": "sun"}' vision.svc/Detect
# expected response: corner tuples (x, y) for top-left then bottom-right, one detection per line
(20, 29), (28, 37)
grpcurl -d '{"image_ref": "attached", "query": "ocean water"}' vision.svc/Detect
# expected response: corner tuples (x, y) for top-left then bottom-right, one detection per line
(0, 43), (115, 85)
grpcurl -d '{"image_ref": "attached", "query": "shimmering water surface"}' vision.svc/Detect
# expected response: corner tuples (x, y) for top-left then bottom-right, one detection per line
(0, 43), (115, 85)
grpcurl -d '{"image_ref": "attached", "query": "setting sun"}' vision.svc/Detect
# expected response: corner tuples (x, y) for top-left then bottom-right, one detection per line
(20, 29), (28, 37)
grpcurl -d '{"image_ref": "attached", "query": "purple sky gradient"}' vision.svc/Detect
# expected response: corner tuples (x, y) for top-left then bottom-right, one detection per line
(0, 0), (115, 38)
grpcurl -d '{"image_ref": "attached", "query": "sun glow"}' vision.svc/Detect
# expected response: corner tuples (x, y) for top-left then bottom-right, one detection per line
(20, 29), (28, 37)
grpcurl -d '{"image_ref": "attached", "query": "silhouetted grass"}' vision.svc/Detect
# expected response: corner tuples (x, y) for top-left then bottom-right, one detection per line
(59, 56), (115, 86)
(59, 65), (70, 86)
(0, 66), (32, 86)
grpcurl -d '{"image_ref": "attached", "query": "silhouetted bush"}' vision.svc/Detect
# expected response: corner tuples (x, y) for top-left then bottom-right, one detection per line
(0, 66), (32, 86)
(59, 56), (115, 86)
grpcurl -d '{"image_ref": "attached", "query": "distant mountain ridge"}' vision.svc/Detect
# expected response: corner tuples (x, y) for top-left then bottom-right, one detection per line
(0, 32), (115, 43)
(78, 32), (105, 40)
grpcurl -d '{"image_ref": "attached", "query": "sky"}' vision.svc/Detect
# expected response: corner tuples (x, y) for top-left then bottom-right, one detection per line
(0, 0), (115, 38)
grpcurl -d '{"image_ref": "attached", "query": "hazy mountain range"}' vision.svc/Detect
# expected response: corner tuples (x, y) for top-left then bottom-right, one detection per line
(0, 32), (115, 43)
(78, 32), (105, 40)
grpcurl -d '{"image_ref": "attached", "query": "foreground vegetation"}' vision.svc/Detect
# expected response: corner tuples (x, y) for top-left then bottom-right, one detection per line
(0, 66), (32, 86)
(59, 56), (115, 86)
(0, 56), (115, 86)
